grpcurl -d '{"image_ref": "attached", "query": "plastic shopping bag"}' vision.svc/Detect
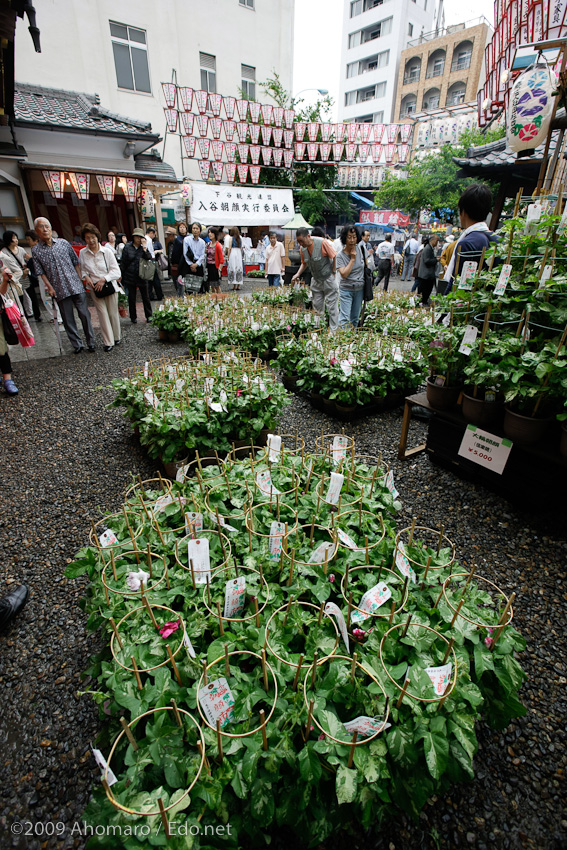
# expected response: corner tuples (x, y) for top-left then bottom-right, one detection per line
(2, 296), (35, 347)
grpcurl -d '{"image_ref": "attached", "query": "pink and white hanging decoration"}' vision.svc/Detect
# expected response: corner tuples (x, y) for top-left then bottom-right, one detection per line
(225, 142), (237, 162)
(224, 162), (237, 182)
(161, 83), (177, 108)
(249, 124), (261, 145)
(198, 137), (210, 159)
(249, 165), (261, 184)
(181, 112), (194, 135)
(194, 90), (209, 113)
(178, 87), (193, 111)
(249, 101), (261, 123)
(183, 136), (196, 158)
(196, 114), (209, 137)
(223, 96), (236, 119)
(209, 93), (222, 116)
(198, 160), (211, 180)
(164, 109), (178, 133)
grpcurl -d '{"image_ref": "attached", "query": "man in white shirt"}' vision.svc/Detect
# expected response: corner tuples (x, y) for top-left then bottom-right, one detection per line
(265, 231), (285, 286)
(375, 234), (395, 292)
(361, 229), (375, 270)
(402, 234), (420, 281)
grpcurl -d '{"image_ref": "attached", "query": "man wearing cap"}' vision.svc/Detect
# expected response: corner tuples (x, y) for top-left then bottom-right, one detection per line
(119, 229), (153, 323)
(144, 225), (164, 300)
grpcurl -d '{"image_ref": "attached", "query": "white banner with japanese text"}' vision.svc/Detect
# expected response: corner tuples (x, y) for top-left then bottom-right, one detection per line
(190, 183), (294, 226)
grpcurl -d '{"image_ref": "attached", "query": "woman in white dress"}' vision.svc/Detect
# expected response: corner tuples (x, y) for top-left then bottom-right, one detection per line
(227, 226), (243, 291)
(1, 231), (34, 318)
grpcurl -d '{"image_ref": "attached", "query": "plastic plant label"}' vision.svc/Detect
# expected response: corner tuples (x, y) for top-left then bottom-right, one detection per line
(494, 263), (512, 295)
(558, 203), (567, 233)
(185, 512), (204, 535)
(409, 296), (416, 307)
(198, 677), (235, 728)
(99, 529), (118, 548)
(183, 631), (197, 659)
(395, 542), (417, 584)
(332, 435), (349, 466)
(143, 362), (149, 379)
(324, 602), (350, 652)
(340, 360), (353, 376)
(256, 470), (281, 497)
(458, 261), (477, 290)
(424, 662), (452, 696)
(204, 377), (215, 394)
(434, 375), (446, 387)
(144, 389), (159, 408)
(325, 472), (344, 505)
(153, 494), (174, 513)
(269, 521), (286, 561)
(384, 469), (399, 498)
(525, 202), (542, 234)
(442, 313), (451, 327)
(459, 324), (478, 356)
(337, 527), (358, 550)
(267, 434), (281, 462)
(210, 513), (239, 533)
(350, 581), (392, 624)
(188, 538), (211, 585)
(224, 576), (246, 618)
(91, 747), (117, 786)
(343, 716), (391, 738)
(458, 424), (512, 475)
(209, 401), (225, 414)
(308, 541), (336, 565)
(538, 265), (553, 287)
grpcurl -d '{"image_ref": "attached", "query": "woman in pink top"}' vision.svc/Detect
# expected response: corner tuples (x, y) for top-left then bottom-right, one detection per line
(264, 232), (285, 286)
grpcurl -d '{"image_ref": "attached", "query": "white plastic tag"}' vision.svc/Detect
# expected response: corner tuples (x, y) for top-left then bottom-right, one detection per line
(188, 538), (210, 585)
(153, 494), (174, 513)
(198, 678), (235, 728)
(324, 602), (349, 652)
(340, 360), (353, 376)
(224, 576), (246, 618)
(325, 472), (344, 505)
(332, 435), (348, 466)
(459, 324), (478, 356)
(350, 581), (392, 624)
(269, 521), (285, 561)
(308, 541), (335, 565)
(185, 512), (204, 534)
(336, 527), (358, 550)
(267, 434), (281, 462)
(91, 747), (118, 786)
(143, 362), (149, 379)
(99, 529), (118, 548)
(424, 662), (452, 696)
(395, 542), (417, 584)
(539, 264), (553, 287)
(458, 261), (477, 290)
(144, 389), (159, 408)
(494, 263), (512, 295)
(256, 470), (281, 497)
(343, 716), (391, 738)
(183, 631), (196, 658)
(384, 469), (399, 499)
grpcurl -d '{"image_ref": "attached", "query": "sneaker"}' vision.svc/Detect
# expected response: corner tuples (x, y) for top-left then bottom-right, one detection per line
(4, 379), (18, 395)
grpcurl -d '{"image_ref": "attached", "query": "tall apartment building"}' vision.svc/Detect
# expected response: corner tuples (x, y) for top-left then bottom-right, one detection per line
(393, 18), (490, 121)
(14, 0), (295, 180)
(338, 0), (440, 125)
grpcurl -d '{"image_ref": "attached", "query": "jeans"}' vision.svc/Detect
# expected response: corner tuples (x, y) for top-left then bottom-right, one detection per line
(267, 274), (281, 287)
(402, 254), (416, 281)
(339, 287), (364, 329)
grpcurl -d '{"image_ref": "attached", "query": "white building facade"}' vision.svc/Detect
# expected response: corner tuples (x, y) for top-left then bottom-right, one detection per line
(338, 0), (440, 125)
(14, 0), (295, 181)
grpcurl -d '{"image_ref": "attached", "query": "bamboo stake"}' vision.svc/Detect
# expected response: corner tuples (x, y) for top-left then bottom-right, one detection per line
(197, 740), (211, 776)
(131, 656), (143, 690)
(224, 644), (230, 676)
(305, 698), (314, 739)
(491, 592), (516, 648)
(254, 597), (260, 628)
(120, 716), (138, 750)
(310, 652), (318, 689)
(350, 652), (358, 683)
(170, 699), (183, 727)
(433, 584), (444, 609)
(216, 602), (225, 636)
(450, 598), (465, 627)
(109, 617), (122, 648)
(388, 600), (396, 624)
(442, 638), (455, 665)
(189, 557), (196, 590)
(292, 654), (304, 691)
(143, 596), (159, 630)
(216, 719), (223, 762)
(110, 550), (117, 581)
(346, 591), (353, 630)
(260, 709), (268, 751)
(287, 551), (295, 587)
(261, 649), (269, 691)
(396, 677), (409, 709)
(158, 798), (170, 838)
(167, 645), (182, 686)
(347, 731), (358, 768)
(317, 601), (325, 625)
(462, 564), (477, 595)
(202, 658), (208, 686)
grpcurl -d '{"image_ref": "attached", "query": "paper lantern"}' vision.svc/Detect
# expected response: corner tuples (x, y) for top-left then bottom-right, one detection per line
(260, 125), (272, 146)
(320, 122), (332, 142)
(359, 143), (370, 162)
(387, 124), (398, 144)
(184, 136), (196, 158)
(138, 187), (154, 217)
(196, 115), (209, 137)
(212, 161), (224, 181)
(223, 120), (236, 141)
(273, 148), (284, 167)
(272, 127), (283, 147)
(42, 170), (65, 199)
(334, 122), (346, 141)
(224, 163), (237, 182)
(180, 183), (192, 206)
(249, 165), (261, 184)
(237, 144), (249, 163)
(294, 142), (306, 161)
(199, 160), (211, 180)
(249, 101), (261, 123)
(332, 142), (344, 161)
(384, 145), (396, 163)
(320, 142), (331, 161)
(273, 106), (284, 127)
(307, 122), (319, 142)
(283, 149), (294, 168)
(68, 172), (90, 200)
(164, 108), (178, 133)
(198, 138), (211, 159)
(347, 123), (358, 143)
(284, 108), (295, 128)
(261, 146), (272, 165)
(372, 124), (385, 144)
(283, 129), (294, 148)
(161, 82), (177, 108)
(194, 90), (209, 113)
(250, 145), (261, 164)
(237, 163), (249, 182)
(345, 143), (356, 162)
(211, 140), (224, 161)
(223, 96), (236, 119)
(236, 99), (249, 121)
(209, 92), (222, 116)
(249, 124), (261, 145)
(507, 64), (554, 152)
(96, 174), (116, 201)
(178, 86), (193, 111)
(181, 112), (194, 135)
(398, 144), (410, 163)
(294, 122), (306, 141)
(210, 117), (222, 139)
(307, 143), (318, 161)
(117, 176), (137, 203)
(225, 142), (237, 162)
(399, 124), (412, 143)
(236, 122), (249, 143)
(261, 104), (273, 125)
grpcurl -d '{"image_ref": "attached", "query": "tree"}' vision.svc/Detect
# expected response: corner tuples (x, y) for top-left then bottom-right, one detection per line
(373, 127), (505, 222)
(256, 72), (355, 226)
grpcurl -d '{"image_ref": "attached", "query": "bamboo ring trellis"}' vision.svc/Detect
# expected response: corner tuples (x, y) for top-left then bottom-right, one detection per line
(441, 572), (514, 630)
(202, 563), (270, 623)
(264, 600), (340, 671)
(110, 603), (187, 674)
(379, 622), (458, 705)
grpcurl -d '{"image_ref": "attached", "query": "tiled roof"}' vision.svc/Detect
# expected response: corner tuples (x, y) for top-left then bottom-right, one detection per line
(134, 153), (177, 181)
(14, 82), (159, 140)
(453, 133), (563, 173)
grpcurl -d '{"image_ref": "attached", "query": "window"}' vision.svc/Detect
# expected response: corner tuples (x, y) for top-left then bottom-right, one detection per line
(110, 22), (151, 93)
(364, 0), (385, 8)
(408, 23), (413, 36)
(345, 91), (357, 106)
(452, 49), (472, 71)
(200, 52), (216, 93)
(356, 114), (374, 123)
(346, 82), (387, 105)
(447, 83), (466, 105)
(349, 18), (392, 47)
(347, 62), (358, 78)
(351, 0), (385, 14)
(241, 64), (255, 99)
(427, 53), (445, 78)
(350, 0), (363, 15)
(422, 90), (440, 108)
(349, 31), (361, 48)
(239, 0), (254, 7)
(403, 60), (421, 84)
(348, 51), (389, 77)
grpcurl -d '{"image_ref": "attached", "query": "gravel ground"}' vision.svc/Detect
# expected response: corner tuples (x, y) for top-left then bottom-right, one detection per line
(0, 306), (566, 850)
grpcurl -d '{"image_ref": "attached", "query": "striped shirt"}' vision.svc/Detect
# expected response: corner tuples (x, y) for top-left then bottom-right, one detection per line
(32, 238), (84, 300)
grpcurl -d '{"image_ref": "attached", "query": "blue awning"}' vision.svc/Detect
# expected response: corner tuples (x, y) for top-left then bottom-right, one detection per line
(350, 192), (374, 207)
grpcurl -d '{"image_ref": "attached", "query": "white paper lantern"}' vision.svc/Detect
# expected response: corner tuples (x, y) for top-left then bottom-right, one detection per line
(507, 64), (554, 153)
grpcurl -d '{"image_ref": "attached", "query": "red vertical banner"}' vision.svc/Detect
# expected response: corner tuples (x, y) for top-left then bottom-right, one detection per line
(272, 127), (283, 147)
(223, 96), (236, 119)
(345, 143), (357, 161)
(236, 99), (249, 120)
(284, 129), (294, 148)
(320, 142), (331, 161)
(224, 162), (237, 182)
(332, 142), (345, 161)
(387, 124), (398, 143)
(399, 124), (412, 143)
(347, 123), (358, 143)
(196, 115), (209, 136)
(236, 122), (249, 142)
(261, 147), (273, 165)
(334, 122), (346, 141)
(307, 122), (319, 141)
(307, 142), (318, 161)
(372, 124), (385, 143)
(164, 109), (178, 132)
(212, 161), (224, 181)
(359, 143), (370, 161)
(359, 123), (372, 143)
(320, 122), (332, 141)
(284, 109), (295, 128)
(283, 149), (294, 168)
(237, 144), (249, 162)
(199, 160), (211, 180)
(211, 140), (224, 161)
(249, 124), (261, 144)
(371, 144), (382, 162)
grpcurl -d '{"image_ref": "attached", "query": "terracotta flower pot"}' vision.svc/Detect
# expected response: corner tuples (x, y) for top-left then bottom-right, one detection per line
(503, 406), (551, 445)
(118, 306), (128, 318)
(158, 329), (168, 341)
(426, 376), (461, 410)
(167, 330), (180, 343)
(461, 390), (504, 428)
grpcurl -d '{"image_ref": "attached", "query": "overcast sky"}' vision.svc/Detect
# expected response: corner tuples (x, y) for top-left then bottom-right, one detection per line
(292, 0), (495, 120)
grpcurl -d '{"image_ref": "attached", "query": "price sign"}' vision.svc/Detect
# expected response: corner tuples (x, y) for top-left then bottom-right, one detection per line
(188, 538), (211, 584)
(350, 581), (392, 624)
(324, 602), (349, 652)
(198, 678), (235, 728)
(343, 716), (391, 738)
(457, 261), (477, 290)
(269, 521), (285, 561)
(458, 424), (512, 475)
(424, 663), (452, 696)
(458, 324), (478, 356)
(494, 263), (512, 295)
(224, 576), (246, 618)
(325, 472), (344, 505)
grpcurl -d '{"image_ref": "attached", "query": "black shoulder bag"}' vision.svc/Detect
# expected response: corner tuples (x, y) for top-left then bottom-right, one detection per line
(93, 250), (116, 298)
(361, 245), (374, 302)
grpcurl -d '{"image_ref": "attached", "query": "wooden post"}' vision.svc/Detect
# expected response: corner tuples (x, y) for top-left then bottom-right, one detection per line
(110, 550), (117, 581)
(261, 649), (269, 691)
(292, 654), (304, 691)
(158, 798), (170, 838)
(120, 716), (138, 750)
(442, 637), (455, 665)
(396, 677), (409, 709)
(491, 591), (516, 648)
(170, 698), (183, 727)
(347, 731), (358, 769)
(283, 596), (293, 626)
(143, 596), (159, 630)
(224, 644), (230, 676)
(131, 656), (143, 690)
(216, 718), (223, 762)
(166, 645), (182, 686)
(402, 613), (412, 637)
(109, 617), (123, 648)
(216, 601), (225, 636)
(305, 698), (314, 739)
(254, 596), (260, 627)
(450, 598), (465, 627)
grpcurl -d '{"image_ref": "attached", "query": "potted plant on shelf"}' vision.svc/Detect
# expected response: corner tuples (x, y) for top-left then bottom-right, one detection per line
(421, 327), (467, 410)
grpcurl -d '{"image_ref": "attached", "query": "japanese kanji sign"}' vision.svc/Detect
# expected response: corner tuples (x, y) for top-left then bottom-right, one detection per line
(190, 183), (294, 226)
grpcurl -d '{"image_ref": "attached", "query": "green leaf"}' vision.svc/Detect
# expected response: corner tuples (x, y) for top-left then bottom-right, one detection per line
(250, 778), (275, 823)
(474, 642), (495, 678)
(298, 744), (322, 783)
(336, 765), (357, 804)
(422, 730), (449, 779)
(387, 726), (419, 768)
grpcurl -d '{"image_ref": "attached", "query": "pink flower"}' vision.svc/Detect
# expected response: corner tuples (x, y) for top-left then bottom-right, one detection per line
(159, 620), (180, 639)
(286, 325), (291, 330)
(318, 733), (326, 741)
(329, 574), (335, 583)
(310, 725), (314, 731)
(236, 389), (242, 397)
(352, 628), (366, 639)
(484, 627), (494, 649)
(330, 357), (339, 365)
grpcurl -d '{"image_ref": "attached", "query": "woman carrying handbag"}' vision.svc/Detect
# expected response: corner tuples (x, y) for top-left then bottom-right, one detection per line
(79, 223), (123, 351)
(0, 263), (20, 395)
